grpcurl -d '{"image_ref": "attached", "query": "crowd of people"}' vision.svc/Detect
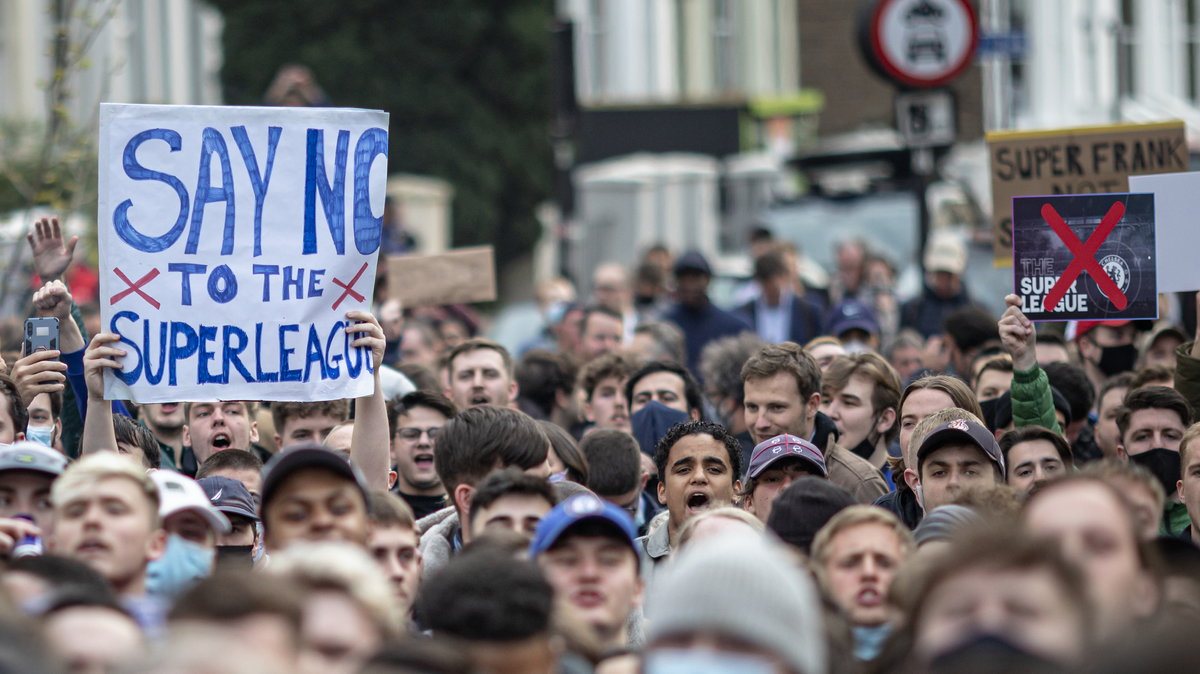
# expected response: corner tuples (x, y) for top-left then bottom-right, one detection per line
(0, 215), (1198, 674)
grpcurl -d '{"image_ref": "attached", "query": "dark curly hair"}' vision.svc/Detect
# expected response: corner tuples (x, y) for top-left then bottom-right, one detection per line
(653, 420), (742, 480)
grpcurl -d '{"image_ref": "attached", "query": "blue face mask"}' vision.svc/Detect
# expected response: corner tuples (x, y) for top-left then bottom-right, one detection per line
(146, 534), (213, 599)
(642, 650), (777, 674)
(24, 425), (53, 448)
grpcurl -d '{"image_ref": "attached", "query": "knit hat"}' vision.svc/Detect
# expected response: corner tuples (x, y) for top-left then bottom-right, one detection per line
(765, 476), (856, 554)
(912, 504), (981, 546)
(646, 531), (827, 674)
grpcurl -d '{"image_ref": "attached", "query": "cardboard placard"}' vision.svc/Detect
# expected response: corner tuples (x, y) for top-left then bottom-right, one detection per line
(988, 121), (1185, 265)
(98, 103), (388, 402)
(1012, 193), (1156, 321)
(388, 246), (496, 308)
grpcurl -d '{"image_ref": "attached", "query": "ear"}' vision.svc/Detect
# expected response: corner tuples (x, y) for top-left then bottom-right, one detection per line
(805, 391), (821, 426)
(732, 479), (743, 498)
(903, 467), (921, 493)
(689, 408), (701, 422)
(454, 483), (475, 516)
(508, 380), (520, 405)
(182, 425), (191, 447)
(249, 420), (259, 444)
(388, 470), (398, 490)
(1117, 445), (1129, 462)
(875, 408), (897, 436)
(146, 527), (168, 563)
(657, 479), (667, 506)
(1178, 479), (1186, 503)
(582, 400), (596, 424)
(741, 492), (755, 514)
(273, 433), (283, 449)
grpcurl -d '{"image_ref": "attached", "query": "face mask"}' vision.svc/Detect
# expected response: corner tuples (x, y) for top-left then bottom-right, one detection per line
(642, 650), (777, 674)
(23, 425), (53, 448)
(853, 624), (892, 662)
(1095, 343), (1137, 377)
(929, 632), (1059, 672)
(1129, 448), (1181, 497)
(548, 470), (568, 483)
(215, 545), (254, 569)
(146, 534), (213, 600)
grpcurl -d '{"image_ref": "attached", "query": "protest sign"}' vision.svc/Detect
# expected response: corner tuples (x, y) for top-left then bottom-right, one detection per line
(988, 121), (1185, 266)
(1012, 193), (1156, 322)
(387, 246), (497, 308)
(1128, 171), (1200, 293)
(98, 103), (389, 402)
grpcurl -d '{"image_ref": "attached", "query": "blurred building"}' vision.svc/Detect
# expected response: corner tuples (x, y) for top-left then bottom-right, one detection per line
(0, 0), (223, 123)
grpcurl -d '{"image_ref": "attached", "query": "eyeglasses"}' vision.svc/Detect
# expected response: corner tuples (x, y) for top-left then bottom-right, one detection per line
(397, 427), (440, 441)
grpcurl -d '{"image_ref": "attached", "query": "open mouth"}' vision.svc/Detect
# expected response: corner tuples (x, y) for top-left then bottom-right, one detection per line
(76, 540), (110, 556)
(413, 453), (435, 468)
(573, 590), (605, 608)
(686, 492), (710, 511)
(856, 588), (883, 607)
(161, 403), (179, 413)
(211, 434), (232, 450)
(471, 395), (490, 405)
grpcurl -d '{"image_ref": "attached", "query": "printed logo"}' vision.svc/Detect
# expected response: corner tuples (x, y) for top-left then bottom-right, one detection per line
(1099, 255), (1131, 294)
(948, 419), (970, 432)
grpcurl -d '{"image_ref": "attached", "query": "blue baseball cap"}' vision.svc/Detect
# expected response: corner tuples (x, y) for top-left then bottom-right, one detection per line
(529, 493), (639, 557)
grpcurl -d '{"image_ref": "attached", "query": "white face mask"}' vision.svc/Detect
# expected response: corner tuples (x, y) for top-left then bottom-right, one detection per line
(643, 650), (777, 674)
(24, 425), (54, 448)
(914, 484), (925, 510)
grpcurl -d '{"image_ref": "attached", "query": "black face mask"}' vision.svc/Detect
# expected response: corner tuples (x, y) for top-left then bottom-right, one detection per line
(930, 632), (1063, 674)
(1096, 343), (1137, 377)
(1129, 448), (1181, 496)
(215, 545), (254, 569)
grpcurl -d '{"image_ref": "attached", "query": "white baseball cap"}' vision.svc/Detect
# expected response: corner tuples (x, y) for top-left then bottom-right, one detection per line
(150, 470), (231, 534)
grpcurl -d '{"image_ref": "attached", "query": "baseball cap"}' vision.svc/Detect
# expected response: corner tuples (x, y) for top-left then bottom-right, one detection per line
(151, 470), (232, 534)
(197, 475), (258, 521)
(1144, 324), (1187, 350)
(1072, 319), (1131, 342)
(916, 418), (1005, 477)
(0, 442), (68, 477)
(529, 493), (638, 557)
(674, 251), (712, 276)
(923, 232), (967, 275)
(747, 434), (828, 479)
(259, 444), (368, 516)
(826, 299), (880, 339)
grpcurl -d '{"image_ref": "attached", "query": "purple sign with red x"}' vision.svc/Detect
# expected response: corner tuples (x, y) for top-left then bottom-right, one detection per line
(1012, 193), (1157, 322)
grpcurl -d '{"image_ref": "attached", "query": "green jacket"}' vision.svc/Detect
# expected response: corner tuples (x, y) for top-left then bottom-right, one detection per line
(1162, 500), (1191, 537)
(1010, 364), (1063, 434)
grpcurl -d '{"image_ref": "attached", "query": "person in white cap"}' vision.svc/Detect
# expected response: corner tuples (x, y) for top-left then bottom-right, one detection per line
(145, 469), (231, 600)
(900, 231), (975, 339)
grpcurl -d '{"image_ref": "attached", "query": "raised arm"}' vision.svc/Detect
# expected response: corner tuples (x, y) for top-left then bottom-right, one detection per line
(999, 294), (1062, 434)
(27, 216), (77, 283)
(79, 334), (124, 455)
(346, 310), (389, 490)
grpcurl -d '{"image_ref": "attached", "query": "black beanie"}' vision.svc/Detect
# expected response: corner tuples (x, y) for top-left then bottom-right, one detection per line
(765, 476), (856, 555)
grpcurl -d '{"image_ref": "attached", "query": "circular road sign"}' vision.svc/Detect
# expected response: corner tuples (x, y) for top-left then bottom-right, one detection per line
(861, 0), (978, 89)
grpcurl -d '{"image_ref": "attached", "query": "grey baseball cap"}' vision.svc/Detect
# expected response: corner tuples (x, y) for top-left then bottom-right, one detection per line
(0, 442), (68, 478)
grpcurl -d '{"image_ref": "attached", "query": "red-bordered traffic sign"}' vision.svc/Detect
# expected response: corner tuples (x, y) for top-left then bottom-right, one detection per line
(862, 0), (978, 89)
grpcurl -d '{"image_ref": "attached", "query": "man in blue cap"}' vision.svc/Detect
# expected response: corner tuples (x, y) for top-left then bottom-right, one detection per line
(662, 251), (752, 377)
(531, 493), (644, 653)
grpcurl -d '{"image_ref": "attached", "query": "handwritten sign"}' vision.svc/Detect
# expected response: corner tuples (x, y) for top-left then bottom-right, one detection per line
(98, 103), (389, 402)
(1012, 193), (1157, 322)
(388, 247), (497, 308)
(988, 121), (1185, 265)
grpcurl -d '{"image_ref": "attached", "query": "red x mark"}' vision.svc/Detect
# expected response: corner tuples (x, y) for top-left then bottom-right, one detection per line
(331, 262), (369, 310)
(1042, 202), (1128, 313)
(110, 267), (161, 310)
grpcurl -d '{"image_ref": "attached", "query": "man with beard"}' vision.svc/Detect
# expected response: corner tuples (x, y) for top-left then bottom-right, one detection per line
(636, 420), (741, 588)
(387, 391), (456, 519)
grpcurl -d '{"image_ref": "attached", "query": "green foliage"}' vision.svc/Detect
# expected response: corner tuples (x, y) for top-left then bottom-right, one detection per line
(211, 0), (554, 263)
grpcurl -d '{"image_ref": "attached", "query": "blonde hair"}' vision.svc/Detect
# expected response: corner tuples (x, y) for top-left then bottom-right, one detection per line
(811, 505), (914, 571)
(269, 542), (402, 635)
(676, 506), (765, 549)
(52, 452), (159, 525)
(1179, 422), (1200, 470)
